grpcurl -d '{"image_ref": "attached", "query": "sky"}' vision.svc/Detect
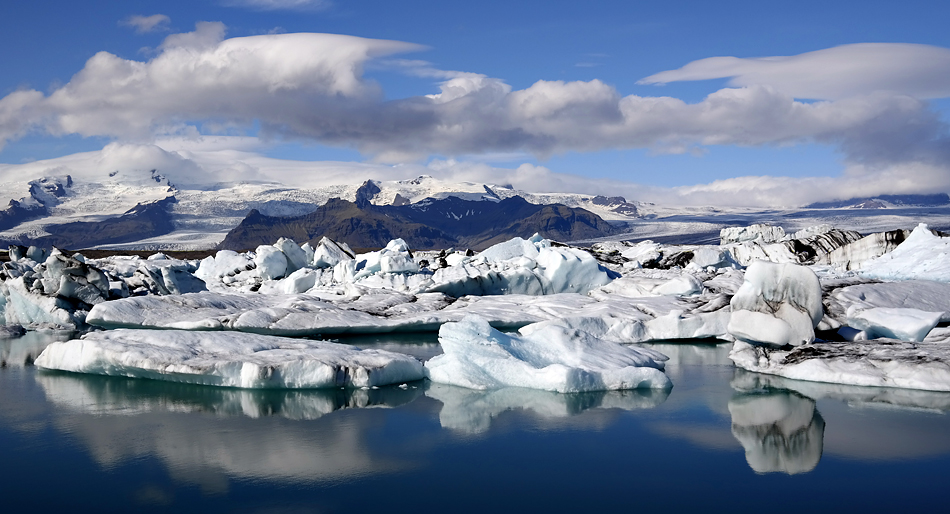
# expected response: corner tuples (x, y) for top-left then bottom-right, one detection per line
(1, 0), (949, 207)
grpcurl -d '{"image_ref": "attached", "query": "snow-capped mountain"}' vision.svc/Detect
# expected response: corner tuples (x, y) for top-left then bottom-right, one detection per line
(0, 170), (643, 250)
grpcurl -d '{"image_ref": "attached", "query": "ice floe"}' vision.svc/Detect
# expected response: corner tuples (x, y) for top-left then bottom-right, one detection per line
(34, 329), (425, 389)
(424, 316), (671, 392)
(730, 339), (950, 391)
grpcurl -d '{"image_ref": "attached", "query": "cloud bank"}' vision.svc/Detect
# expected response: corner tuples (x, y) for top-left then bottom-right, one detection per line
(1, 26), (949, 205)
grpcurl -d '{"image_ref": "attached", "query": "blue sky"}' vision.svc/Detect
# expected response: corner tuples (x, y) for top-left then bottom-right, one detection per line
(1, 0), (949, 203)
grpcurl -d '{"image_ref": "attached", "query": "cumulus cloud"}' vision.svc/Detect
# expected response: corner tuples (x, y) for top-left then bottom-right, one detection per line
(221, 0), (331, 11)
(120, 14), (171, 34)
(638, 43), (950, 100)
(1, 29), (949, 203)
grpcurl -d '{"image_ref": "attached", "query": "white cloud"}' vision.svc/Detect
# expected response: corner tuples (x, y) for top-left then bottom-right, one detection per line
(638, 43), (950, 100)
(1, 30), (949, 198)
(120, 14), (171, 34)
(222, 0), (331, 11)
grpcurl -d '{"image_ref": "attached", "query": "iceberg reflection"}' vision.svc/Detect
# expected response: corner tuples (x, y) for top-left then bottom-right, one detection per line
(36, 370), (423, 419)
(30, 372), (426, 486)
(728, 390), (825, 474)
(427, 383), (669, 433)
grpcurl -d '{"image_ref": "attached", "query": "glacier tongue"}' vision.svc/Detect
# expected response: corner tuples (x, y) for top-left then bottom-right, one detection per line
(34, 329), (425, 389)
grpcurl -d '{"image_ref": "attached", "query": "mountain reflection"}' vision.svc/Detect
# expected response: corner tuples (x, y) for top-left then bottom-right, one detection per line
(728, 390), (825, 474)
(427, 383), (670, 433)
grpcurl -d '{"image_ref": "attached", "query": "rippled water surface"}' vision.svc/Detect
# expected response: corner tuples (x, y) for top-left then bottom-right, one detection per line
(1, 334), (949, 512)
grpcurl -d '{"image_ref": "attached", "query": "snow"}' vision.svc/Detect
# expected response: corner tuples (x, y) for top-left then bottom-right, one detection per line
(846, 307), (942, 342)
(727, 261), (823, 347)
(861, 224), (950, 282)
(424, 316), (671, 392)
(730, 340), (950, 391)
(34, 329), (425, 389)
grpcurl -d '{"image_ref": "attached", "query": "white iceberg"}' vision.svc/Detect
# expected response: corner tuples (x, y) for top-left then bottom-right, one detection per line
(846, 307), (942, 342)
(730, 339), (950, 391)
(826, 280), (950, 324)
(424, 316), (671, 392)
(34, 329), (425, 389)
(728, 261), (822, 347)
(861, 224), (950, 282)
(721, 224), (786, 245)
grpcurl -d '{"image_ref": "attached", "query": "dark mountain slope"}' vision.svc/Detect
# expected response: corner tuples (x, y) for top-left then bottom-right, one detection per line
(219, 195), (617, 251)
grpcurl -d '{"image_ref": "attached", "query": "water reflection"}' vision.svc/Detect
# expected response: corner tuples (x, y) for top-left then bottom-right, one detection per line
(427, 383), (670, 433)
(22, 371), (429, 487)
(0, 330), (74, 368)
(36, 370), (423, 419)
(732, 370), (950, 413)
(728, 391), (825, 474)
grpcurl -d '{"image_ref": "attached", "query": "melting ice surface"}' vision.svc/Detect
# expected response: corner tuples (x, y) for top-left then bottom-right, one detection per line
(4, 336), (950, 512)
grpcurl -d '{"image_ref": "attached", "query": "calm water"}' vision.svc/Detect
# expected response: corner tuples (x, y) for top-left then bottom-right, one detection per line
(2, 333), (950, 513)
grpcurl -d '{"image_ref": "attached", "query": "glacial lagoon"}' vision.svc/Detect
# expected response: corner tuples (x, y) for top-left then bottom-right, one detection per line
(2, 333), (949, 513)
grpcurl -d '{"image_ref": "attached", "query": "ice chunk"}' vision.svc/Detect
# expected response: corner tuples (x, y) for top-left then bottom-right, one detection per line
(689, 247), (739, 270)
(847, 307), (942, 342)
(34, 329), (425, 389)
(730, 339), (950, 391)
(274, 237), (310, 273)
(278, 268), (319, 294)
(861, 224), (950, 282)
(651, 274), (702, 296)
(816, 229), (910, 270)
(255, 245), (289, 281)
(425, 316), (671, 392)
(353, 239), (418, 280)
(429, 245), (612, 296)
(729, 391), (824, 474)
(826, 280), (950, 324)
(477, 237), (540, 263)
(720, 224), (786, 245)
(728, 261), (822, 347)
(312, 237), (354, 268)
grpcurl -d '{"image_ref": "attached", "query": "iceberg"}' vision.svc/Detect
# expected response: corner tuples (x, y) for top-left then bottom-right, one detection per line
(424, 316), (672, 392)
(826, 280), (950, 324)
(861, 224), (950, 282)
(727, 261), (822, 347)
(730, 339), (950, 391)
(34, 329), (425, 389)
(847, 307), (942, 342)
